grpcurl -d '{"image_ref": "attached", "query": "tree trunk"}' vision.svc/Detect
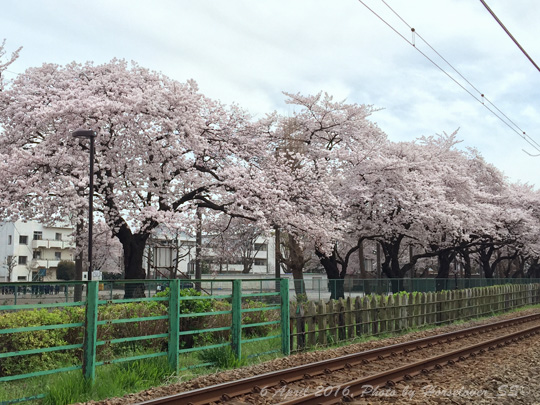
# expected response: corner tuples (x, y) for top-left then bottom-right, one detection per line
(478, 247), (495, 278)
(461, 249), (472, 279)
(195, 209), (202, 291)
(380, 239), (407, 293)
(274, 226), (281, 292)
(409, 245), (415, 278)
(512, 256), (525, 278)
(436, 250), (456, 291)
(358, 240), (366, 278)
(315, 248), (344, 300)
(527, 258), (540, 278)
(242, 259), (253, 274)
(121, 233), (148, 298)
(287, 235), (306, 301)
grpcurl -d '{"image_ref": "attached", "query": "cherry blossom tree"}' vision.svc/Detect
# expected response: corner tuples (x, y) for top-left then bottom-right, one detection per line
(0, 40), (21, 92)
(262, 92), (387, 298)
(2, 51), (539, 300)
(0, 59), (273, 297)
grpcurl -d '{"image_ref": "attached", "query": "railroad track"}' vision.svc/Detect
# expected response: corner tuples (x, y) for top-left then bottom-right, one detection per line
(136, 313), (540, 405)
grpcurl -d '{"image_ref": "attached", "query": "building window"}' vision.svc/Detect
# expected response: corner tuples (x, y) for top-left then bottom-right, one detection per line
(33, 250), (42, 259)
(254, 258), (267, 266)
(55, 252), (61, 260)
(33, 231), (43, 240)
(17, 276), (27, 281)
(8, 235), (12, 245)
(18, 256), (27, 265)
(55, 233), (62, 241)
(254, 243), (267, 251)
(19, 235), (28, 245)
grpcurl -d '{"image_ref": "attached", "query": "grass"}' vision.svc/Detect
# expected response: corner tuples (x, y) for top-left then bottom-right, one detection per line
(0, 356), (177, 405)
(4, 303), (540, 405)
(44, 357), (178, 405)
(0, 332), (283, 405)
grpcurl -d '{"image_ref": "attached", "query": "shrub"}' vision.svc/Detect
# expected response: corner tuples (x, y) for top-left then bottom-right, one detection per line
(242, 299), (279, 338)
(1, 289), (281, 377)
(0, 309), (78, 377)
(156, 287), (212, 348)
(202, 299), (279, 342)
(203, 300), (232, 342)
(96, 301), (168, 359)
(56, 261), (76, 281)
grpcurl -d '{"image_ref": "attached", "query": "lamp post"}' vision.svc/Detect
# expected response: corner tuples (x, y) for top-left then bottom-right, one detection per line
(72, 129), (97, 281)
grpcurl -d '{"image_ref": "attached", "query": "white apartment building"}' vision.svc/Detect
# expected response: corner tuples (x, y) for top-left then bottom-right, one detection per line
(145, 231), (276, 279)
(0, 221), (75, 281)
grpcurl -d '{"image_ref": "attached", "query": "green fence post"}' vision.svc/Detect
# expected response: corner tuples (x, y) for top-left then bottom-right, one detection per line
(83, 281), (99, 382)
(14, 284), (17, 305)
(167, 279), (180, 373)
(280, 278), (290, 355)
(231, 279), (242, 359)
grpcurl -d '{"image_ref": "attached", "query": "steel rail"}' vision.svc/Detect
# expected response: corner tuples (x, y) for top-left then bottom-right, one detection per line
(277, 323), (540, 404)
(135, 313), (540, 405)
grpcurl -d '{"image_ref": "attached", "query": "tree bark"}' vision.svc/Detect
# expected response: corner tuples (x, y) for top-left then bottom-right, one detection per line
(315, 247), (344, 300)
(435, 250), (456, 291)
(274, 226), (281, 292)
(119, 232), (148, 298)
(461, 249), (472, 279)
(288, 235), (307, 301)
(358, 240), (366, 278)
(195, 208), (202, 291)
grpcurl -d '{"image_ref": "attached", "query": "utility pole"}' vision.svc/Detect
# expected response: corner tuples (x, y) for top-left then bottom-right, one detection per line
(274, 226), (281, 292)
(195, 208), (202, 291)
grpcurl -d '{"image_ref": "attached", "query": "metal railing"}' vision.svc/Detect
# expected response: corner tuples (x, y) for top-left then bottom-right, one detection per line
(0, 278), (290, 404)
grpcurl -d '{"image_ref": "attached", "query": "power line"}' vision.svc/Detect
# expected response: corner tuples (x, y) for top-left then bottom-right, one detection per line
(356, 0), (540, 154)
(478, 0), (540, 74)
(380, 0), (540, 152)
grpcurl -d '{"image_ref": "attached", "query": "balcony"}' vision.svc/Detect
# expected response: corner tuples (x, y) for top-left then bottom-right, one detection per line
(31, 239), (73, 250)
(48, 240), (64, 249)
(30, 259), (61, 269)
(32, 239), (49, 249)
(47, 260), (60, 268)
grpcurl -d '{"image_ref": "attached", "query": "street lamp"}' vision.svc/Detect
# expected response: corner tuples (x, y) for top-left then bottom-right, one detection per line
(72, 129), (97, 281)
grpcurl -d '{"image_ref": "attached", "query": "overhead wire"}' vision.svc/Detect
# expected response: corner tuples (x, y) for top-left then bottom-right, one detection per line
(357, 0), (540, 154)
(380, 0), (540, 152)
(478, 0), (540, 74)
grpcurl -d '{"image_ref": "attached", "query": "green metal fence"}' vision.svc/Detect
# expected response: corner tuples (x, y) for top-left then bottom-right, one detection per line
(0, 278), (290, 404)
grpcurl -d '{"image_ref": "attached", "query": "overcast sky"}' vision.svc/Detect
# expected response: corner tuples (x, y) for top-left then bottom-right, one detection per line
(2, 0), (540, 187)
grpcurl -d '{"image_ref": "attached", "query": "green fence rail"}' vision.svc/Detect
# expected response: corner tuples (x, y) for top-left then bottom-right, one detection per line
(0, 278), (290, 404)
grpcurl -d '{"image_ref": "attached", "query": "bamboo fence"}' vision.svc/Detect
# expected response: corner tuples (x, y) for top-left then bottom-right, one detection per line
(290, 283), (540, 352)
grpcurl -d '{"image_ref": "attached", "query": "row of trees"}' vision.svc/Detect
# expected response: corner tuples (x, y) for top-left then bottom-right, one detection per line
(0, 44), (538, 297)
